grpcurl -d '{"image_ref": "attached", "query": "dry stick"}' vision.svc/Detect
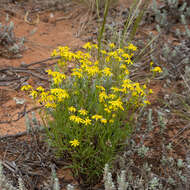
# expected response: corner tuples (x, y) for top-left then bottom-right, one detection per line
(0, 105), (43, 124)
(0, 124), (47, 140)
(169, 124), (190, 145)
(23, 56), (61, 68)
(0, 67), (49, 80)
(11, 69), (49, 81)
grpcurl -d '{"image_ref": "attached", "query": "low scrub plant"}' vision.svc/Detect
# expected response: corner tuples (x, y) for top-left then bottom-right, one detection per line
(152, 0), (190, 33)
(21, 42), (160, 184)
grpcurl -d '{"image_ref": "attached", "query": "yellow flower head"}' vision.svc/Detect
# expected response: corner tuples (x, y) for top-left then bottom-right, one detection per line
(83, 42), (92, 50)
(109, 119), (114, 123)
(30, 90), (38, 99)
(99, 91), (108, 103)
(144, 100), (151, 105)
(149, 89), (153, 94)
(92, 114), (103, 121)
(45, 102), (56, 108)
(101, 50), (107, 55)
(109, 98), (124, 111)
(69, 115), (83, 124)
(85, 66), (100, 77)
(102, 67), (112, 76)
(71, 71), (83, 78)
(96, 85), (105, 91)
(109, 43), (115, 49)
(120, 64), (127, 70)
(69, 106), (76, 113)
(36, 86), (45, 92)
(79, 109), (88, 116)
(51, 49), (58, 57)
(69, 139), (80, 147)
(151, 66), (162, 73)
(126, 43), (137, 51)
(82, 117), (92, 125)
(101, 118), (107, 124)
(21, 85), (32, 91)
(50, 88), (69, 101)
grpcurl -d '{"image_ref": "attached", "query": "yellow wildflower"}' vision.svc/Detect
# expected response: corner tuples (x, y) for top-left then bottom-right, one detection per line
(109, 43), (115, 49)
(109, 119), (114, 123)
(39, 91), (49, 102)
(105, 56), (110, 63)
(92, 44), (98, 49)
(85, 66), (99, 77)
(151, 67), (162, 73)
(117, 48), (124, 54)
(125, 69), (129, 75)
(92, 114), (103, 121)
(122, 53), (131, 59)
(127, 43), (137, 51)
(132, 91), (138, 97)
(149, 89), (153, 94)
(108, 94), (116, 99)
(45, 102), (56, 108)
(50, 88), (69, 102)
(143, 84), (147, 89)
(71, 71), (83, 78)
(101, 118), (107, 124)
(94, 60), (99, 65)
(111, 87), (122, 93)
(101, 50), (107, 55)
(112, 114), (116, 118)
(96, 85), (105, 91)
(30, 90), (38, 99)
(46, 70), (66, 85)
(36, 86), (45, 92)
(68, 106), (76, 113)
(104, 105), (111, 113)
(51, 49), (58, 57)
(120, 64), (127, 70)
(99, 91), (108, 103)
(69, 139), (80, 147)
(144, 100), (151, 105)
(79, 109), (88, 116)
(82, 118), (92, 125)
(83, 42), (92, 50)
(109, 98), (124, 111)
(21, 85), (32, 91)
(69, 115), (83, 124)
(102, 67), (112, 76)
(124, 58), (133, 65)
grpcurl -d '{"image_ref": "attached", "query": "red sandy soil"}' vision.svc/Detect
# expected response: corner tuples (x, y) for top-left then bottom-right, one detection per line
(0, 0), (137, 136)
(0, 1), (84, 136)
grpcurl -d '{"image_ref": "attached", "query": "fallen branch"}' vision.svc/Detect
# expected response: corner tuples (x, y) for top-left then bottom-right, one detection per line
(0, 105), (43, 124)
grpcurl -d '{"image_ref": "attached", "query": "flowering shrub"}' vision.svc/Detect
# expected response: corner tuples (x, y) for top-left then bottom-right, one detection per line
(21, 42), (158, 184)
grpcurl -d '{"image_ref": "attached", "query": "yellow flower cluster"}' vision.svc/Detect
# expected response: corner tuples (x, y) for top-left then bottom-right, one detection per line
(21, 85), (69, 108)
(22, 42), (159, 149)
(46, 69), (66, 86)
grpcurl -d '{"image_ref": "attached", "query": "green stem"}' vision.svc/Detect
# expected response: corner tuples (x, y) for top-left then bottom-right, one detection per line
(98, 0), (110, 60)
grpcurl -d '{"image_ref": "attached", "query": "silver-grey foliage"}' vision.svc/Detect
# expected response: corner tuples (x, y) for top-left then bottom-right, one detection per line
(0, 14), (25, 58)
